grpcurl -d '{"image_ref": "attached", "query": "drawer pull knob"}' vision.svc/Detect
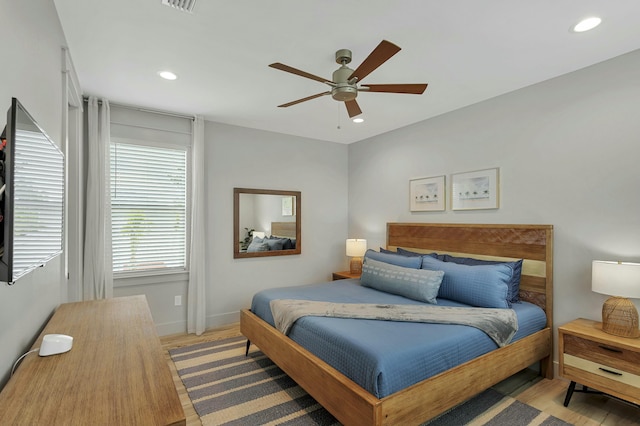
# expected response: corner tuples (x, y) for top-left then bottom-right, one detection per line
(599, 367), (622, 376)
(598, 345), (622, 353)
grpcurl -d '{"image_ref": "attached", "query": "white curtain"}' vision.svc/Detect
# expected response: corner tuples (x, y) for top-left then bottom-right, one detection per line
(83, 97), (113, 300)
(188, 116), (206, 334)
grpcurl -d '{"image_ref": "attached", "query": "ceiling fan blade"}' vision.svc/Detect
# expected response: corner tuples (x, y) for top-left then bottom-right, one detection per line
(269, 63), (331, 84)
(348, 40), (401, 83)
(277, 91), (331, 108)
(361, 83), (428, 94)
(345, 99), (362, 118)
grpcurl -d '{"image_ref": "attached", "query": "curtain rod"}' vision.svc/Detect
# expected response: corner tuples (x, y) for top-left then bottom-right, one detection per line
(110, 119), (192, 137)
(83, 96), (195, 121)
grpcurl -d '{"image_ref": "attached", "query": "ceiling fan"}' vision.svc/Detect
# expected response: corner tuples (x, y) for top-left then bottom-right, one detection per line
(269, 40), (428, 118)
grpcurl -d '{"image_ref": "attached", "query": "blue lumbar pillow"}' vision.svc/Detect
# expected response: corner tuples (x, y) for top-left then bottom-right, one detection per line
(361, 258), (444, 304)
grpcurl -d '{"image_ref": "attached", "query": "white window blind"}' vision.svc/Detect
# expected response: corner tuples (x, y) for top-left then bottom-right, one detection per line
(12, 129), (64, 279)
(110, 142), (187, 274)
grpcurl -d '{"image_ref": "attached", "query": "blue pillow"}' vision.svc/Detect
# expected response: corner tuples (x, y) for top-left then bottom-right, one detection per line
(282, 238), (294, 250)
(265, 238), (285, 251)
(421, 256), (511, 308)
(364, 249), (422, 269)
(247, 237), (269, 252)
(397, 248), (446, 261)
(268, 236), (296, 250)
(361, 258), (444, 304)
(442, 255), (523, 303)
(379, 247), (396, 254)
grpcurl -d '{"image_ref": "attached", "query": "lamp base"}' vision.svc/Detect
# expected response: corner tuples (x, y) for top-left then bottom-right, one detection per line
(350, 257), (363, 275)
(602, 296), (640, 338)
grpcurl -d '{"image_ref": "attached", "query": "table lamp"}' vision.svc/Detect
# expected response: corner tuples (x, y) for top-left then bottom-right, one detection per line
(346, 239), (367, 274)
(592, 260), (640, 338)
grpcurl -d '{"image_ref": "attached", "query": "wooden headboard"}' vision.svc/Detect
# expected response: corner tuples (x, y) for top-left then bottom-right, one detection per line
(271, 221), (297, 238)
(386, 223), (553, 328)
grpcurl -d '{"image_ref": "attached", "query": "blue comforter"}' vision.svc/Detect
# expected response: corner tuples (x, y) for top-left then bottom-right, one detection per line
(250, 279), (547, 399)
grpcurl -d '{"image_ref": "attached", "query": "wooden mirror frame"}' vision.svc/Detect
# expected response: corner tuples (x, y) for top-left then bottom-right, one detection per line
(233, 188), (301, 258)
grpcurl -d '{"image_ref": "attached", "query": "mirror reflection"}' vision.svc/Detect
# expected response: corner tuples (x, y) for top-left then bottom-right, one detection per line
(234, 188), (301, 258)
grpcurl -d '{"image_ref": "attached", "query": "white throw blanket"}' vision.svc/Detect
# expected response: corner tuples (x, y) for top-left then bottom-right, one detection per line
(270, 299), (518, 347)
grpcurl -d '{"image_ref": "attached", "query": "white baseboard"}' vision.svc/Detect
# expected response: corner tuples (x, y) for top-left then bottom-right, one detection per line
(156, 320), (187, 336)
(207, 311), (240, 329)
(156, 311), (241, 337)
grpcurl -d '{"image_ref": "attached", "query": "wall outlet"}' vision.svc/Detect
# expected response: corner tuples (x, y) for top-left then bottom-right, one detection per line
(174, 295), (182, 306)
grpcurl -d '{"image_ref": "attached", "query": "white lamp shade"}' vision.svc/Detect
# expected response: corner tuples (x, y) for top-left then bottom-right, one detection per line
(592, 260), (640, 299)
(346, 239), (367, 257)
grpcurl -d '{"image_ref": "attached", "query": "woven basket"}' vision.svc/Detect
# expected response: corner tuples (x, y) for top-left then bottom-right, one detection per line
(602, 296), (640, 338)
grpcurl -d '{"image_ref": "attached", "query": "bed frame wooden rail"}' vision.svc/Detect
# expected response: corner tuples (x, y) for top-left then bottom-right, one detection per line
(240, 223), (553, 425)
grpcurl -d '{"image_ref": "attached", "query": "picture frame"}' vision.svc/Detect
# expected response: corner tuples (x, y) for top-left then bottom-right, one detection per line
(410, 175), (446, 212)
(451, 167), (500, 210)
(281, 196), (294, 216)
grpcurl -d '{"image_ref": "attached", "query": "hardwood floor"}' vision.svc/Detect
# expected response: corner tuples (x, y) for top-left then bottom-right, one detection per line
(161, 324), (640, 426)
(495, 369), (639, 425)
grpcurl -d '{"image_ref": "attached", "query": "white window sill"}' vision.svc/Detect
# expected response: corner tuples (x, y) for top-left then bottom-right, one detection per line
(114, 269), (189, 288)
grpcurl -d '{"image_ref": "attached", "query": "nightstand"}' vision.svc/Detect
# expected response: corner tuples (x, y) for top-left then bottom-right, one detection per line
(558, 318), (640, 407)
(332, 271), (361, 281)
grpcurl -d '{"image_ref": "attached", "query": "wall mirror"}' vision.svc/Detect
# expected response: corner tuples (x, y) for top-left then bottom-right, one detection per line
(234, 188), (301, 258)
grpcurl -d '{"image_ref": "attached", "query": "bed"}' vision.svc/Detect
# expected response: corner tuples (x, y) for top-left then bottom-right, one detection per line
(240, 223), (553, 425)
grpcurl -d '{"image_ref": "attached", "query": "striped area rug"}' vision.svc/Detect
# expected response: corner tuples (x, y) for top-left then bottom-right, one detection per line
(169, 336), (572, 426)
(169, 335), (339, 425)
(425, 389), (572, 426)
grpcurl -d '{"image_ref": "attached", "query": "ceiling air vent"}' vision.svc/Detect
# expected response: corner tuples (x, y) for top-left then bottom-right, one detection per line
(162, 0), (197, 13)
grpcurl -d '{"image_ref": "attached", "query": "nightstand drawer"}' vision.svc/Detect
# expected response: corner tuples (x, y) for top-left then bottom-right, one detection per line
(559, 318), (640, 407)
(564, 354), (640, 390)
(564, 334), (640, 375)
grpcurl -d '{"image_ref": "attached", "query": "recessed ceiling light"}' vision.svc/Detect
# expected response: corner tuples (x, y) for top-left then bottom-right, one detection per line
(353, 118), (364, 123)
(158, 70), (177, 80)
(572, 17), (602, 33)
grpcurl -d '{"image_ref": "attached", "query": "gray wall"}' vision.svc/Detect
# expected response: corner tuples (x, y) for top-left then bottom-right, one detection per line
(204, 122), (349, 327)
(348, 48), (640, 368)
(0, 0), (67, 387)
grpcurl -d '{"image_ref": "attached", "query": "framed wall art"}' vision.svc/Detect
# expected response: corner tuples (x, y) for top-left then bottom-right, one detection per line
(281, 196), (295, 216)
(410, 175), (446, 212)
(451, 167), (499, 210)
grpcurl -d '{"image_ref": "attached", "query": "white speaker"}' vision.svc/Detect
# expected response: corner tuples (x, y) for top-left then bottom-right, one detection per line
(39, 334), (73, 357)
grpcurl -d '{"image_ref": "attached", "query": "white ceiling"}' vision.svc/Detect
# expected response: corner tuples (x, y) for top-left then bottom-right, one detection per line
(53, 0), (640, 144)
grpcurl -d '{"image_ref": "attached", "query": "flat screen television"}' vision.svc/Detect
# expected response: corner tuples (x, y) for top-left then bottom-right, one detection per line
(1, 98), (64, 284)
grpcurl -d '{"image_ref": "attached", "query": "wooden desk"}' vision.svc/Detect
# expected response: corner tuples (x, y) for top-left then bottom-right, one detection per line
(0, 295), (185, 425)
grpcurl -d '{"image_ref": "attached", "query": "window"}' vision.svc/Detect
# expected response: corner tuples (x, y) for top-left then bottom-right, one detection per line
(110, 141), (187, 274)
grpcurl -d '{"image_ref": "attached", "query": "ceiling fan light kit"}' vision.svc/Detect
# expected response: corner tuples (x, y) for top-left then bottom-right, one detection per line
(269, 40), (428, 118)
(331, 65), (358, 102)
